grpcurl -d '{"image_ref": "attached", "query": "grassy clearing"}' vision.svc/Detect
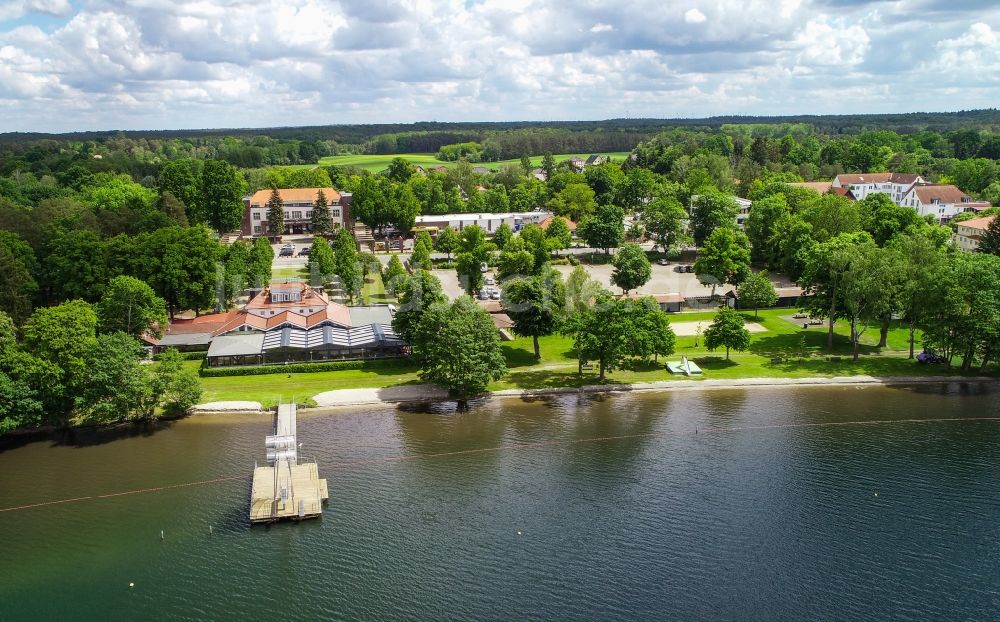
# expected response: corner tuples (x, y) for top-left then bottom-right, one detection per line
(361, 272), (394, 305)
(284, 152), (632, 173)
(186, 308), (991, 404)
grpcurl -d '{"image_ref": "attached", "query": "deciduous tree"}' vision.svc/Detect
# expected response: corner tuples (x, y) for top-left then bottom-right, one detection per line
(703, 306), (751, 360)
(392, 270), (447, 343)
(736, 270), (778, 318)
(502, 269), (565, 359)
(95, 276), (168, 339)
(611, 242), (651, 295)
(693, 227), (751, 297)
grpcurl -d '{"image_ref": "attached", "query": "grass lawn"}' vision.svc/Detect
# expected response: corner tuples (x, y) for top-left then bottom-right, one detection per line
(283, 152), (631, 173)
(186, 308), (992, 405)
(361, 272), (394, 305)
(272, 266), (307, 280)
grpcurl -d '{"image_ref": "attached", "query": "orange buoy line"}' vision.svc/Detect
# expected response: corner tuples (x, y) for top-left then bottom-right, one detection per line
(2, 416), (999, 514)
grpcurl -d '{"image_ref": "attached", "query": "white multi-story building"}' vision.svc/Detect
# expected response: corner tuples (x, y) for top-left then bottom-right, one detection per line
(898, 184), (991, 222)
(240, 187), (350, 236)
(414, 211), (553, 234)
(954, 215), (996, 252)
(831, 173), (925, 203)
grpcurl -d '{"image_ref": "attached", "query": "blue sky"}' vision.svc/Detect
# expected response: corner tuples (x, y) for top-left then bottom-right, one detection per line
(0, 0), (997, 133)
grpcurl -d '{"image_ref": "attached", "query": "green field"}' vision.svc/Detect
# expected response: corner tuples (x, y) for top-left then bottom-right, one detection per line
(286, 152), (631, 173)
(189, 308), (992, 407)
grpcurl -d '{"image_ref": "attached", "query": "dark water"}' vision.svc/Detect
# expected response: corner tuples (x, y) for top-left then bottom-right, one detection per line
(2, 384), (1000, 621)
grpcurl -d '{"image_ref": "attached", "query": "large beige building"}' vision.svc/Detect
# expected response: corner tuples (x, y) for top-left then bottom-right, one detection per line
(240, 187), (351, 236)
(953, 215), (997, 252)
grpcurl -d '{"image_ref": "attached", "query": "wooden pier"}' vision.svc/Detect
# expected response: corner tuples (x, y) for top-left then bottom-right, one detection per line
(249, 403), (328, 523)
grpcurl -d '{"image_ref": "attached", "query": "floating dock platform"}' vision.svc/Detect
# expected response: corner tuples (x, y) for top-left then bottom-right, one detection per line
(249, 404), (328, 523)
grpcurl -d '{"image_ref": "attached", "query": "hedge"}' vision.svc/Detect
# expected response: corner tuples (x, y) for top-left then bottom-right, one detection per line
(199, 357), (415, 377)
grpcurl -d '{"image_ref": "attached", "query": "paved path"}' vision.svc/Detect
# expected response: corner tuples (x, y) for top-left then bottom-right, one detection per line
(189, 401), (264, 412)
(312, 384), (449, 407)
(670, 320), (766, 336)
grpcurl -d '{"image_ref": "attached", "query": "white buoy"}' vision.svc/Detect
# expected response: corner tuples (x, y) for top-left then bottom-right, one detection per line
(160, 530), (164, 540)
(129, 582), (134, 588)
(517, 531), (522, 535)
(875, 492), (878, 497)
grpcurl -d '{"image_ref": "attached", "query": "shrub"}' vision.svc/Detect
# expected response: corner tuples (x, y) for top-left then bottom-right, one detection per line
(199, 357), (413, 377)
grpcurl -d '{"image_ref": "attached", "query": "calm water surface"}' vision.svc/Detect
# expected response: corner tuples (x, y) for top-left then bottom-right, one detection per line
(1, 384), (999, 620)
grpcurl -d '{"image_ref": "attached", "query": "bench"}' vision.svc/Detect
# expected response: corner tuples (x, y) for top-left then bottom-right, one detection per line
(581, 363), (594, 371)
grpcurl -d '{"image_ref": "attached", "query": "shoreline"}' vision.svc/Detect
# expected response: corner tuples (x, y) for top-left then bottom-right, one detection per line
(189, 375), (1000, 415)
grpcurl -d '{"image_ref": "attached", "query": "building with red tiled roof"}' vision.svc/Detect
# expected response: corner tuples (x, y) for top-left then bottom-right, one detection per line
(900, 184), (989, 222)
(832, 172), (925, 203)
(240, 187), (351, 237)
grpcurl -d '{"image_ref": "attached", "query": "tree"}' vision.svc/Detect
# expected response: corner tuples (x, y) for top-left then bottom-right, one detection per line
(22, 300), (98, 395)
(801, 194), (861, 242)
(95, 276), (168, 339)
(859, 193), (924, 246)
(333, 228), (361, 303)
(140, 226), (221, 319)
(266, 186), (284, 235)
(0, 233), (37, 323)
(562, 293), (635, 380)
(541, 152), (556, 181)
(158, 159), (202, 223)
(391, 184), (421, 233)
(890, 231), (946, 358)
(703, 306), (751, 360)
(693, 227), (751, 297)
(547, 182), (597, 221)
(629, 297), (677, 364)
(435, 225), (460, 259)
(248, 236), (273, 288)
(386, 157), (417, 183)
(736, 271), (778, 318)
(0, 371), (44, 433)
(799, 232), (873, 350)
(221, 240), (250, 308)
(74, 332), (152, 424)
(201, 159), (246, 233)
(840, 245), (903, 361)
(350, 175), (394, 235)
(457, 252), (486, 294)
(158, 191), (189, 227)
(412, 296), (507, 403)
(689, 191), (738, 245)
(497, 237), (535, 280)
(611, 243), (651, 295)
(392, 270), (446, 343)
(578, 204), (625, 254)
(150, 348), (202, 418)
(310, 189), (334, 234)
(640, 196), (688, 254)
(456, 225), (494, 294)
(518, 224), (551, 272)
(770, 213), (814, 280)
(502, 270), (565, 359)
(40, 228), (107, 303)
(492, 222), (513, 250)
(978, 216), (1000, 256)
(411, 238), (432, 271)
(307, 236), (336, 283)
(545, 216), (572, 255)
(745, 194), (790, 262)
(520, 154), (533, 177)
(382, 255), (407, 296)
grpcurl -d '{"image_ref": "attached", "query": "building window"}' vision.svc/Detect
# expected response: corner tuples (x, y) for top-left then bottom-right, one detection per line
(253, 212), (261, 220)
(331, 209), (340, 218)
(292, 211), (302, 220)
(253, 225), (262, 234)
(284, 212), (291, 219)
(306, 211), (313, 219)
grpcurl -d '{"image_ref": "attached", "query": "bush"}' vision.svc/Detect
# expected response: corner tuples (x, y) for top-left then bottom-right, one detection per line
(199, 357), (412, 377)
(567, 255), (580, 266)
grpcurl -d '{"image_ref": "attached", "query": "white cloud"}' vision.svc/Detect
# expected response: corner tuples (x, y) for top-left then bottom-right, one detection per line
(0, 0), (997, 131)
(684, 8), (707, 24)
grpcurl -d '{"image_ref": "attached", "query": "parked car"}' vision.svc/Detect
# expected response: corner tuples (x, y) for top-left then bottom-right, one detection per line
(657, 258), (670, 266)
(917, 351), (948, 365)
(480, 262), (489, 273)
(485, 276), (495, 286)
(489, 289), (501, 300)
(279, 247), (294, 257)
(684, 265), (694, 273)
(477, 289), (490, 300)
(298, 246), (311, 256)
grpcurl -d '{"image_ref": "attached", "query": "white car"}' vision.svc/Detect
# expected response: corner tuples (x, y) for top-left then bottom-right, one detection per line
(657, 258), (669, 266)
(485, 276), (495, 286)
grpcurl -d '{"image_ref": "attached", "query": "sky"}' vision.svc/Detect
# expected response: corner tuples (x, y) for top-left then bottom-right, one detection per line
(0, 0), (997, 133)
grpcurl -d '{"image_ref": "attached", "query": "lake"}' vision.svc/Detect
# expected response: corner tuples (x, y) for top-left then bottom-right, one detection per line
(1, 383), (999, 620)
